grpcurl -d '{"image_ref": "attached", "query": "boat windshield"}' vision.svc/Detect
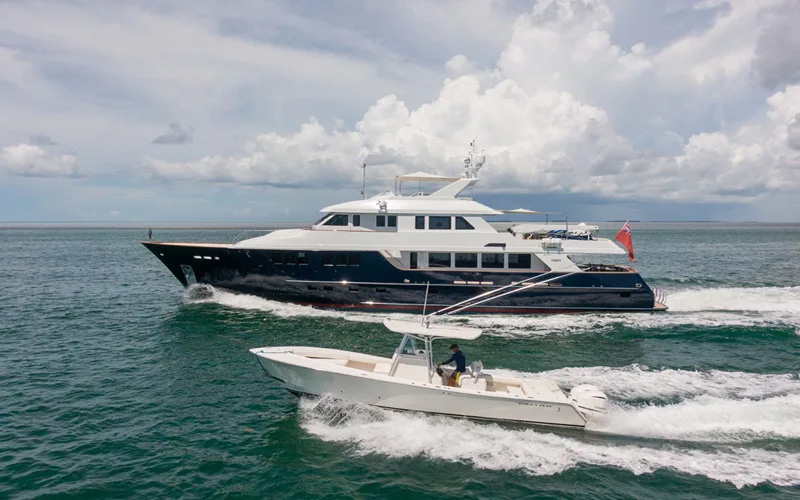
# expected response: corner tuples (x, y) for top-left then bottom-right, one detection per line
(313, 213), (331, 226)
(399, 336), (417, 355)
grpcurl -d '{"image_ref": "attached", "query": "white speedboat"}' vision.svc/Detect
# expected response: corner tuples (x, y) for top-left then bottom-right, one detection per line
(250, 318), (607, 429)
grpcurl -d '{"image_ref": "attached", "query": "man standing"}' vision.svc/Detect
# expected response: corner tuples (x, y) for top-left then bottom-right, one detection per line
(438, 344), (466, 387)
(147, 227), (153, 240)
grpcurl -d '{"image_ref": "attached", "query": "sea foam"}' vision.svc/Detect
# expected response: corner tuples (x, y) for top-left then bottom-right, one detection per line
(299, 396), (800, 489)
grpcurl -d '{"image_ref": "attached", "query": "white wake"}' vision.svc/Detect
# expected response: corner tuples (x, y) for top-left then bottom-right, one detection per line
(299, 396), (800, 489)
(185, 285), (800, 336)
(296, 363), (800, 488)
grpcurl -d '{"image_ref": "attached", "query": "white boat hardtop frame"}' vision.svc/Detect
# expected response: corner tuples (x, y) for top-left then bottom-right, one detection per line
(251, 317), (608, 428)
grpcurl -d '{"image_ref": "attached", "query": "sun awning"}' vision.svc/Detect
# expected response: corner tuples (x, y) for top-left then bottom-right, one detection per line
(501, 208), (562, 214)
(383, 319), (482, 340)
(396, 171), (461, 182)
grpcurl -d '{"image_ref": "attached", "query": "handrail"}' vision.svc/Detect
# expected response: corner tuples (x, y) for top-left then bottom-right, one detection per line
(232, 230), (272, 244)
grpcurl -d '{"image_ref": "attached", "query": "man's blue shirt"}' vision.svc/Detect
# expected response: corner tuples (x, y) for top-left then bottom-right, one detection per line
(443, 350), (466, 372)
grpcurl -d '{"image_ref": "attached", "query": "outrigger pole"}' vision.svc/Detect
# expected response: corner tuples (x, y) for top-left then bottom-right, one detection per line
(424, 270), (579, 323)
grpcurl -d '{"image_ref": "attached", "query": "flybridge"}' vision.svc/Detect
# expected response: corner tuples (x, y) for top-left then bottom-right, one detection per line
(323, 142), (498, 216)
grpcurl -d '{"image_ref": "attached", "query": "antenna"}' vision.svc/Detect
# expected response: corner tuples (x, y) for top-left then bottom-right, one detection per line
(464, 140), (486, 179)
(361, 162), (367, 199)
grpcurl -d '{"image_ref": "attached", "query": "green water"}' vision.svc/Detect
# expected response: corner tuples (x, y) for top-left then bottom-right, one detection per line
(1, 224), (799, 498)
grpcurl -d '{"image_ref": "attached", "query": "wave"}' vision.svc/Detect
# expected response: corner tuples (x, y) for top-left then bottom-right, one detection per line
(299, 396), (800, 489)
(502, 364), (800, 402)
(184, 285), (800, 336)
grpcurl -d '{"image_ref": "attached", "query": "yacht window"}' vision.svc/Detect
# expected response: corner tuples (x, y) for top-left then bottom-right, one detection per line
(376, 215), (386, 227)
(324, 214), (349, 226)
(508, 254), (532, 269)
(323, 254), (334, 266)
(335, 254), (347, 266)
(284, 252), (297, 265)
(429, 216), (451, 230)
(387, 215), (397, 227)
(415, 216), (425, 230)
(298, 252), (308, 265)
(410, 252), (418, 269)
(455, 217), (474, 230)
(352, 214), (361, 227)
(400, 336), (417, 355)
(455, 253), (478, 268)
(481, 253), (504, 268)
(271, 252), (284, 265)
(349, 254), (360, 266)
(428, 252), (451, 268)
(314, 214), (331, 226)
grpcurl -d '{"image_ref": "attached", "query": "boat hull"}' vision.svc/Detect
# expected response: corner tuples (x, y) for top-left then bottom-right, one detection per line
(253, 349), (587, 428)
(144, 242), (664, 314)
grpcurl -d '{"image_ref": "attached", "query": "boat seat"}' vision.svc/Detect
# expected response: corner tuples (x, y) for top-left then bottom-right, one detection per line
(393, 363), (430, 383)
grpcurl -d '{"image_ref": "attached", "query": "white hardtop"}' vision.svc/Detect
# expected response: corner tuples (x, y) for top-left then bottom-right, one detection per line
(396, 171), (461, 182)
(383, 318), (482, 340)
(321, 195), (502, 216)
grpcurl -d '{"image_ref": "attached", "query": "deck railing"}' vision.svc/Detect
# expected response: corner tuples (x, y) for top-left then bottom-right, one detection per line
(232, 230), (272, 244)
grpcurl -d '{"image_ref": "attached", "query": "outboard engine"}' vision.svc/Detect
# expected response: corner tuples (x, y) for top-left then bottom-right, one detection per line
(569, 384), (608, 416)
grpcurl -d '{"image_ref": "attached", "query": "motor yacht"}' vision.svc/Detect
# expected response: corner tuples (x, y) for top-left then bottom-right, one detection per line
(250, 317), (608, 428)
(143, 143), (666, 314)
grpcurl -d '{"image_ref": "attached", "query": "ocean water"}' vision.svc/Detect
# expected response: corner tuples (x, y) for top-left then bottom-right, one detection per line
(1, 223), (799, 499)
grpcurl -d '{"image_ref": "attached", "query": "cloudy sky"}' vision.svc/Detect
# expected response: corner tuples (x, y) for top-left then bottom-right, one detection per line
(1, 0), (799, 223)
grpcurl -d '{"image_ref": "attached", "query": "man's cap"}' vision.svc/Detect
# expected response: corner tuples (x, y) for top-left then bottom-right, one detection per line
(449, 344), (458, 349)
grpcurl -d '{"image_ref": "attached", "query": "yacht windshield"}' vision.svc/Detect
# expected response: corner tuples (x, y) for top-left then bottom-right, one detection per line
(324, 214), (349, 226)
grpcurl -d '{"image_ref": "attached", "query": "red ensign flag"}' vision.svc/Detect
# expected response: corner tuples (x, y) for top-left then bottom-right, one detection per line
(615, 221), (634, 262)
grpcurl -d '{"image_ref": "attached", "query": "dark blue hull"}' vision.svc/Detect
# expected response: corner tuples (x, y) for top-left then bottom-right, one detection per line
(142, 242), (662, 314)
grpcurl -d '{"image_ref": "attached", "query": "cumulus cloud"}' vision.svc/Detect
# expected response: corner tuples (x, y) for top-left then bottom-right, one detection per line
(144, 0), (800, 203)
(0, 143), (78, 177)
(151, 122), (193, 145)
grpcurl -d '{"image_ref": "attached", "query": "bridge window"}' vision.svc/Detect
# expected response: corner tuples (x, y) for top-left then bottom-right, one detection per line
(508, 254), (532, 269)
(455, 253), (478, 268)
(349, 254), (360, 266)
(298, 252), (308, 265)
(429, 216), (451, 230)
(324, 214), (349, 226)
(387, 215), (397, 227)
(481, 253), (504, 269)
(455, 217), (474, 230)
(352, 214), (360, 226)
(415, 216), (425, 229)
(376, 215), (385, 227)
(428, 252), (451, 268)
(335, 254), (347, 266)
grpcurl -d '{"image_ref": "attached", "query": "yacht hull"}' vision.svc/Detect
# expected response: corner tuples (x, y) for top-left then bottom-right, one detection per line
(144, 242), (664, 313)
(253, 348), (587, 428)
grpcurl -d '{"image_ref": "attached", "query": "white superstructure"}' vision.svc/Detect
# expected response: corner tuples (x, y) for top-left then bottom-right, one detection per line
(234, 143), (625, 275)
